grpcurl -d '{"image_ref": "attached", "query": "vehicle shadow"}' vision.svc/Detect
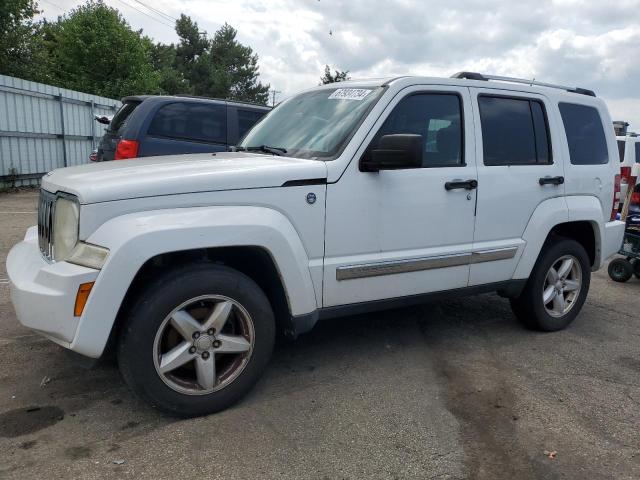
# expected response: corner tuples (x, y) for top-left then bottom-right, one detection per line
(4, 292), (612, 479)
(261, 293), (556, 480)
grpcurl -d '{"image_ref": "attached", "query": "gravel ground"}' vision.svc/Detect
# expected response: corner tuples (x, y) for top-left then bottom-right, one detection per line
(0, 190), (639, 479)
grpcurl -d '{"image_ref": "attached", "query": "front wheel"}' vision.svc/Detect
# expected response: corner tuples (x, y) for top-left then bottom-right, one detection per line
(510, 237), (590, 331)
(117, 264), (275, 417)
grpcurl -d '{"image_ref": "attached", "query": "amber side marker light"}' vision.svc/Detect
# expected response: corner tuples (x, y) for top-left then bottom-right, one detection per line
(74, 282), (95, 317)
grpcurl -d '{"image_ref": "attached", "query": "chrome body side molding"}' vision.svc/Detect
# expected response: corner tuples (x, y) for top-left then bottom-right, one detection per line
(470, 247), (519, 264)
(336, 246), (518, 281)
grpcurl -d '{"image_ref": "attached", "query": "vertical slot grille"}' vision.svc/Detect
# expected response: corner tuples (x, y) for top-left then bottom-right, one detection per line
(38, 190), (56, 261)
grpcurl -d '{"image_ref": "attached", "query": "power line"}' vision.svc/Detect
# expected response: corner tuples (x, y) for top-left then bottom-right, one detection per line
(110, 0), (175, 28)
(40, 0), (64, 11)
(113, 0), (174, 27)
(128, 0), (177, 23)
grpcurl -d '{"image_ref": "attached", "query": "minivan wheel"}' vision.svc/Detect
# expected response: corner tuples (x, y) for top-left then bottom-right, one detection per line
(117, 264), (275, 417)
(510, 237), (590, 331)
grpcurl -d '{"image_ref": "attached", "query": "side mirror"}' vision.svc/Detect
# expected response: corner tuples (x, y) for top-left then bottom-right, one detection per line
(360, 134), (423, 172)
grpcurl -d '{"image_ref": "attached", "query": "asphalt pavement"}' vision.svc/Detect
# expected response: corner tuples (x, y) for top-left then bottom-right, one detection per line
(1, 190), (639, 479)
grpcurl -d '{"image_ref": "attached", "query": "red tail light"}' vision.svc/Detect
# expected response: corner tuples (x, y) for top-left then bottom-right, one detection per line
(621, 166), (632, 182)
(114, 139), (139, 160)
(631, 191), (640, 206)
(612, 173), (621, 220)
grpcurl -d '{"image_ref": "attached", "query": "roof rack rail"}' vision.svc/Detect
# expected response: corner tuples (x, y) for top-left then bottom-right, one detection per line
(451, 71), (596, 97)
(172, 94), (269, 107)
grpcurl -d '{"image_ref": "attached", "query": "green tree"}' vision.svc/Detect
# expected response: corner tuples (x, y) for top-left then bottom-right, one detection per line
(0, 0), (45, 80)
(174, 14), (209, 73)
(166, 19), (269, 104)
(45, 1), (160, 98)
(320, 64), (350, 84)
(167, 14), (208, 95)
(1, 2), (270, 103)
(149, 40), (190, 94)
(205, 23), (269, 103)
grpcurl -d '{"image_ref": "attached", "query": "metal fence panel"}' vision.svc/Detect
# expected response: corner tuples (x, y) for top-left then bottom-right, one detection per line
(0, 74), (121, 187)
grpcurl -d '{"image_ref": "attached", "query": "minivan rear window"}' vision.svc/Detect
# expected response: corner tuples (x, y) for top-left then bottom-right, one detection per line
(110, 100), (141, 135)
(559, 103), (609, 165)
(618, 140), (626, 162)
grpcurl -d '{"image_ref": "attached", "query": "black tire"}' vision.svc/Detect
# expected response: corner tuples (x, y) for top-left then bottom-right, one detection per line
(608, 258), (633, 283)
(631, 259), (640, 279)
(510, 237), (590, 331)
(117, 263), (275, 417)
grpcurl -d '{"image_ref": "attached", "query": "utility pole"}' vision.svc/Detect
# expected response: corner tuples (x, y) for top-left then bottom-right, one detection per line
(270, 90), (281, 107)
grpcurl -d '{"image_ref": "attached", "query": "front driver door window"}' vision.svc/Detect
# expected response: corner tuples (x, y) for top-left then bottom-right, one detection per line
(362, 93), (464, 168)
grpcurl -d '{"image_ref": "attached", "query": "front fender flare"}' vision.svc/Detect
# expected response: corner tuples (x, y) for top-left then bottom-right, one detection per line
(71, 206), (317, 357)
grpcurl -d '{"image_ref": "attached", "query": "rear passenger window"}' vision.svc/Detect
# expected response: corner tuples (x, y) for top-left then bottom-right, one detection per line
(237, 109), (266, 138)
(635, 142), (640, 163)
(559, 103), (609, 165)
(478, 96), (551, 165)
(618, 140), (626, 162)
(148, 102), (227, 144)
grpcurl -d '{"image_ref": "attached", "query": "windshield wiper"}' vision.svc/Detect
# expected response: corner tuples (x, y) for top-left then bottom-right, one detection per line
(234, 145), (287, 156)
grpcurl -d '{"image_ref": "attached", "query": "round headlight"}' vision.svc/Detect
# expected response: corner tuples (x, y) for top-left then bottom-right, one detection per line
(53, 196), (79, 261)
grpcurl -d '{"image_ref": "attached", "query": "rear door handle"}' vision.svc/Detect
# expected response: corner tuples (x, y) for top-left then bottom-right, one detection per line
(445, 179), (478, 191)
(539, 176), (564, 186)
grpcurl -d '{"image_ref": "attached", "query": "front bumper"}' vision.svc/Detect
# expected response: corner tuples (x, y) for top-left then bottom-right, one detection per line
(602, 220), (626, 264)
(7, 226), (99, 348)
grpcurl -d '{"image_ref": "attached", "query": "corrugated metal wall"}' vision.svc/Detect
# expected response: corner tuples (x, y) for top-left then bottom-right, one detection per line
(0, 75), (121, 187)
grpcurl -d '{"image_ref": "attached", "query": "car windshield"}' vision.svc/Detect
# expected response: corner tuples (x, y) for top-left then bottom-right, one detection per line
(238, 86), (384, 159)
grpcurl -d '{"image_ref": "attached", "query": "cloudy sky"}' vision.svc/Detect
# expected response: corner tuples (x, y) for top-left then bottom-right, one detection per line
(39, 0), (640, 128)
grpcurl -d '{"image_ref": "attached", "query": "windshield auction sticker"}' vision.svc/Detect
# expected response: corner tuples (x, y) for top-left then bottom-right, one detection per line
(328, 88), (372, 100)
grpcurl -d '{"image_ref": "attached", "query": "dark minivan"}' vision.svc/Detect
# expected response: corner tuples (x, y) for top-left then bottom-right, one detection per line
(94, 95), (270, 161)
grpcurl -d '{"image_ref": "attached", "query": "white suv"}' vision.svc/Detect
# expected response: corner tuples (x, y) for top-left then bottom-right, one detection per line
(7, 72), (625, 416)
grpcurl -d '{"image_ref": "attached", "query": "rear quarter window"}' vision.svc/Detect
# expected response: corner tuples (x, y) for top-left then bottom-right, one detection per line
(559, 103), (609, 165)
(635, 142), (640, 163)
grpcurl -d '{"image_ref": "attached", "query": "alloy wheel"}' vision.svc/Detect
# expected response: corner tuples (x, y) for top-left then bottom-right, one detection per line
(153, 295), (255, 395)
(542, 255), (582, 318)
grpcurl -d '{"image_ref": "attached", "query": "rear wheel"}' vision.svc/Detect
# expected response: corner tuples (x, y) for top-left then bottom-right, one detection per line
(608, 258), (633, 283)
(510, 237), (590, 331)
(117, 264), (275, 417)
